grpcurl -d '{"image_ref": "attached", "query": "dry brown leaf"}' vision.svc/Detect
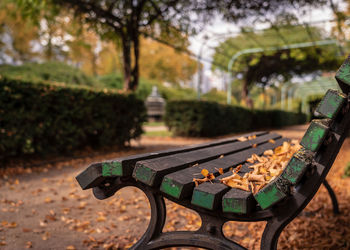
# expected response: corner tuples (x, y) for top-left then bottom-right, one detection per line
(96, 216), (106, 222)
(201, 169), (209, 177)
(237, 137), (247, 142)
(25, 241), (33, 249)
(66, 246), (76, 250)
(252, 144), (257, 148)
(264, 149), (273, 156)
(44, 197), (53, 204)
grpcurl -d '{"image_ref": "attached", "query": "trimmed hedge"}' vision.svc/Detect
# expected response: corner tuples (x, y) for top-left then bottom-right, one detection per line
(0, 62), (99, 87)
(0, 77), (146, 159)
(165, 100), (306, 137)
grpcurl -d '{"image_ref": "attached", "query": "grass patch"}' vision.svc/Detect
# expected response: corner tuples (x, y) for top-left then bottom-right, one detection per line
(144, 121), (165, 127)
(143, 130), (173, 137)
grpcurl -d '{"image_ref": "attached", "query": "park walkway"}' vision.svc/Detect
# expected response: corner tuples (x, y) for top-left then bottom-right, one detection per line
(0, 124), (349, 249)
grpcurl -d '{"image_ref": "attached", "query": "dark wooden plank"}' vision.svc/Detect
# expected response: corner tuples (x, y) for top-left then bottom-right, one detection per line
(254, 177), (290, 210)
(191, 182), (229, 210)
(280, 148), (313, 185)
(75, 131), (266, 189)
(316, 89), (347, 119)
(76, 163), (103, 190)
(222, 188), (256, 214)
(133, 133), (282, 187)
(335, 55), (350, 94)
(103, 131), (267, 177)
(160, 136), (287, 199)
(300, 119), (330, 152)
(190, 139), (288, 212)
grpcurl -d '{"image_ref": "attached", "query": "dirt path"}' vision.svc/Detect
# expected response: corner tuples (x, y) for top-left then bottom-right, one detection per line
(1, 125), (350, 249)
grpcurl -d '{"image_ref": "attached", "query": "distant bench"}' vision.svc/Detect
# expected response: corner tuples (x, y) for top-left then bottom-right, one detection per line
(76, 57), (350, 250)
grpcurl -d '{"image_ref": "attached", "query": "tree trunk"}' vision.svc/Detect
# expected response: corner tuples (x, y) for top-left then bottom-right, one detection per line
(130, 31), (139, 91)
(242, 79), (254, 109)
(121, 32), (132, 91)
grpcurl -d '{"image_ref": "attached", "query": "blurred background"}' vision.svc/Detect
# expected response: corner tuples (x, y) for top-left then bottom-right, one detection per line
(1, 0), (350, 159)
(2, 1), (350, 249)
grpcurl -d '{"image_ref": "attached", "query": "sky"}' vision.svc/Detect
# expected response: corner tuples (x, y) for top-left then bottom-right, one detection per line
(188, 1), (347, 92)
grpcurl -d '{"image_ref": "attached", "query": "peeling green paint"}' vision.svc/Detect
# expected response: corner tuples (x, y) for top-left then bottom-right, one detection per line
(133, 164), (155, 185)
(191, 190), (215, 210)
(300, 120), (329, 152)
(281, 149), (312, 185)
(160, 177), (182, 199)
(336, 57), (350, 86)
(222, 197), (246, 214)
(316, 89), (346, 119)
(254, 180), (287, 210)
(102, 161), (123, 177)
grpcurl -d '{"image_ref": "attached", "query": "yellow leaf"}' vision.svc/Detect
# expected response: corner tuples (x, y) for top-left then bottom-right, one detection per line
(8, 222), (17, 228)
(268, 139), (276, 144)
(66, 246), (76, 250)
(96, 216), (106, 222)
(201, 169), (209, 177)
(44, 197), (53, 204)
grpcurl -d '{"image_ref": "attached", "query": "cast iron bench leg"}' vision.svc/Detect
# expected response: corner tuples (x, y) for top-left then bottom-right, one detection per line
(323, 179), (340, 215)
(145, 213), (245, 250)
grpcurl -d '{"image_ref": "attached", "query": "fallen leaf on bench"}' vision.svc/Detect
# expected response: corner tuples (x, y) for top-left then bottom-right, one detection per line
(248, 135), (256, 140)
(221, 140), (301, 194)
(237, 137), (247, 142)
(269, 139), (276, 144)
(264, 149), (273, 156)
(201, 169), (209, 177)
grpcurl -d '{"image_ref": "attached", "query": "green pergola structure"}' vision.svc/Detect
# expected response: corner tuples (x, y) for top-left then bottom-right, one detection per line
(293, 77), (341, 115)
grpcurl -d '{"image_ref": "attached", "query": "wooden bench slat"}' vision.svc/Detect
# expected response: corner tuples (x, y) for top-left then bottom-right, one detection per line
(335, 56), (350, 94)
(161, 136), (286, 200)
(76, 131), (266, 189)
(189, 138), (288, 212)
(191, 182), (230, 210)
(103, 131), (267, 177)
(280, 148), (313, 185)
(133, 133), (281, 187)
(300, 119), (330, 152)
(222, 188), (256, 214)
(254, 177), (290, 210)
(316, 89), (347, 119)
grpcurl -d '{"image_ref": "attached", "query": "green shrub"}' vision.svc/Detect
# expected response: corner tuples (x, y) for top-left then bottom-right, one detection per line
(165, 100), (306, 137)
(0, 62), (99, 87)
(0, 77), (146, 159)
(98, 73), (124, 89)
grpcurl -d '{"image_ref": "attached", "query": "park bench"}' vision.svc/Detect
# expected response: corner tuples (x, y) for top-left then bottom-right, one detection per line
(76, 57), (350, 250)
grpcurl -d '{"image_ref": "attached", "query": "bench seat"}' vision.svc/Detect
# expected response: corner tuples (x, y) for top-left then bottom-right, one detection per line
(75, 58), (350, 250)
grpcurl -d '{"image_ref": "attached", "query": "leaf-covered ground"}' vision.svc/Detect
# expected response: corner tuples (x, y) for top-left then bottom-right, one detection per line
(1, 125), (350, 249)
